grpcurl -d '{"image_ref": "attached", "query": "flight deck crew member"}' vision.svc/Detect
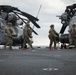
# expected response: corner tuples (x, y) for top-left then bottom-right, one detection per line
(48, 24), (58, 50)
(22, 23), (34, 50)
(70, 24), (76, 48)
(4, 22), (13, 50)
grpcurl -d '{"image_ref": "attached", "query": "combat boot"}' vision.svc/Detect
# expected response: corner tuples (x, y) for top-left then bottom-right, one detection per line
(22, 48), (26, 50)
(9, 46), (12, 50)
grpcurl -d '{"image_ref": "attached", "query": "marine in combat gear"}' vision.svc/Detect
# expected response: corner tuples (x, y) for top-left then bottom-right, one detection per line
(22, 23), (34, 50)
(4, 22), (13, 50)
(48, 24), (58, 50)
(70, 24), (76, 48)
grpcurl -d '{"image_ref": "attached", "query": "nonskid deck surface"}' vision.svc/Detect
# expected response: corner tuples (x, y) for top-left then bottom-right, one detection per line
(0, 48), (76, 75)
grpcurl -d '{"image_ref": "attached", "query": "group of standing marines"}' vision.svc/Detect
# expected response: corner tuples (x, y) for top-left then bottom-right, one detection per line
(4, 22), (59, 50)
(4, 21), (76, 50)
(48, 24), (76, 50)
(4, 21), (34, 50)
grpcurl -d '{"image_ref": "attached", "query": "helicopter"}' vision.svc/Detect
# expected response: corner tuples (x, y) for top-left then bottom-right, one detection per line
(57, 3), (76, 49)
(0, 5), (41, 48)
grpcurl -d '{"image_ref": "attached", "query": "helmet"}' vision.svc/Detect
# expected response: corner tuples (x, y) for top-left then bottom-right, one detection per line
(8, 22), (12, 26)
(50, 24), (54, 28)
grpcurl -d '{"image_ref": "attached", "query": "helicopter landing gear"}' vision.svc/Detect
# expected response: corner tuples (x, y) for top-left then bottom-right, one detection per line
(60, 43), (66, 49)
(69, 44), (75, 49)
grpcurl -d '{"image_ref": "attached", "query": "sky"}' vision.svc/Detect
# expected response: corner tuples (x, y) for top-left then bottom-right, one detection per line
(0, 0), (76, 46)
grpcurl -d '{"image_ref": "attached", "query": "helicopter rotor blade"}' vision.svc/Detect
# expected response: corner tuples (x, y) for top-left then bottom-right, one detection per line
(29, 27), (38, 35)
(17, 11), (41, 28)
(13, 11), (38, 35)
(60, 24), (68, 34)
(0, 5), (40, 28)
(0, 5), (39, 35)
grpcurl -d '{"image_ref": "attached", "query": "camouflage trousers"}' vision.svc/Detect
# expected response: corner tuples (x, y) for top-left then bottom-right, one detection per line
(22, 38), (33, 49)
(4, 38), (13, 50)
(49, 37), (56, 49)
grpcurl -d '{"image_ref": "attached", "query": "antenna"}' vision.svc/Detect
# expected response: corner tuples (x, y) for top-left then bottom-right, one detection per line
(33, 5), (42, 29)
(36, 5), (42, 18)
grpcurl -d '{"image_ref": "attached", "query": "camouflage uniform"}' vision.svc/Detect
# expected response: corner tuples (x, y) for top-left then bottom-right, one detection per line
(70, 24), (76, 48)
(48, 24), (58, 49)
(22, 24), (33, 50)
(4, 22), (13, 50)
